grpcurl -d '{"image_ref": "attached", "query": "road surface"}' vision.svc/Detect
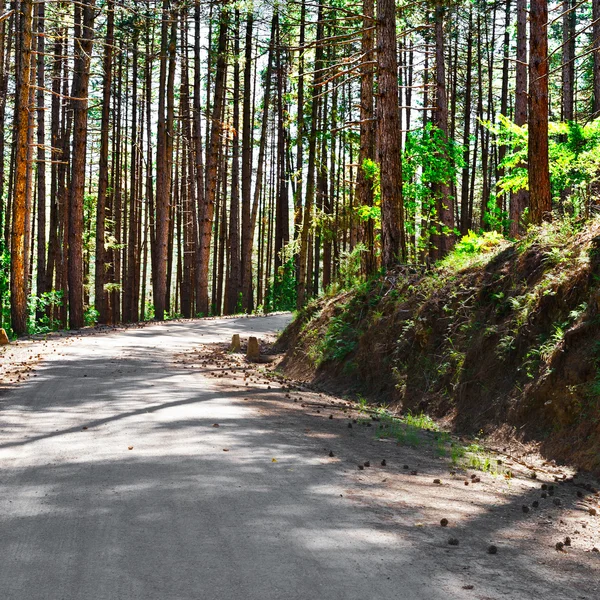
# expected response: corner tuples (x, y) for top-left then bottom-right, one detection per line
(0, 315), (598, 600)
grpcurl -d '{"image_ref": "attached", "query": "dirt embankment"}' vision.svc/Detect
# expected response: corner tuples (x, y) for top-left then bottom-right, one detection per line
(277, 220), (600, 473)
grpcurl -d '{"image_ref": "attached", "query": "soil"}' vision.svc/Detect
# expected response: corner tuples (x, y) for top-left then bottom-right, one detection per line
(177, 340), (600, 598)
(275, 220), (600, 474)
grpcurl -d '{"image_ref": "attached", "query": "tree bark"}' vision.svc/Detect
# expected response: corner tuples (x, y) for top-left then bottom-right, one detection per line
(356, 0), (376, 274)
(528, 0), (552, 224)
(510, 0), (529, 236)
(11, 0), (33, 335)
(377, 0), (406, 268)
(198, 4), (229, 316)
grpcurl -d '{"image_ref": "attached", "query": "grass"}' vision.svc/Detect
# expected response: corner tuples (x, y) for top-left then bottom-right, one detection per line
(374, 410), (439, 448)
(369, 405), (511, 476)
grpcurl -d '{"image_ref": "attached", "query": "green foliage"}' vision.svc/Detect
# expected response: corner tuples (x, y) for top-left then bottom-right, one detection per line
(483, 195), (511, 234)
(454, 230), (505, 254)
(265, 257), (297, 313)
(490, 115), (600, 215)
(336, 243), (367, 291)
(403, 124), (465, 248)
(27, 290), (64, 334)
(84, 306), (99, 326)
(317, 312), (358, 364)
(355, 159), (381, 226)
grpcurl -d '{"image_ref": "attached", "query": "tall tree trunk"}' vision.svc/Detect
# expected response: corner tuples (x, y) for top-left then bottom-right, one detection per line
(431, 1), (453, 258)
(356, 0), (376, 274)
(95, 0), (114, 323)
(35, 0), (47, 313)
(274, 14), (289, 276)
(377, 0), (406, 267)
(297, 6), (323, 307)
(68, 0), (95, 329)
(510, 0), (529, 236)
(240, 12), (254, 311)
(198, 5), (229, 316)
(460, 8), (473, 236)
(593, 0), (600, 117)
(153, 0), (175, 320)
(561, 0), (575, 122)
(11, 0), (33, 335)
(528, 0), (551, 224)
(242, 13), (276, 311)
(226, 9), (241, 315)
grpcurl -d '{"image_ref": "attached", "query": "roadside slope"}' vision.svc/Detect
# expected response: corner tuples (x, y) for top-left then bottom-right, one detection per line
(278, 219), (600, 472)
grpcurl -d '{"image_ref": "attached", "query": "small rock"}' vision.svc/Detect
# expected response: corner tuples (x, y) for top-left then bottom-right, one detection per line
(532, 501), (539, 508)
(487, 544), (498, 555)
(381, 459), (387, 467)
(347, 423), (352, 428)
(564, 536), (571, 547)
(464, 481), (469, 486)
(553, 498), (562, 506)
(541, 492), (547, 499)
(403, 465), (409, 470)
(541, 484), (548, 490)
(410, 470), (418, 476)
(358, 464), (364, 471)
(433, 479), (441, 484)
(555, 541), (564, 551)
(329, 451), (334, 457)
(522, 505), (530, 514)
(592, 547), (599, 553)
(448, 537), (459, 546)
(440, 518), (449, 527)
(364, 461), (370, 468)
(589, 508), (597, 516)
(329, 415), (333, 420)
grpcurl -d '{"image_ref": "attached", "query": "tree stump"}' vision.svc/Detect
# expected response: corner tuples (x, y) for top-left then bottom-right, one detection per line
(0, 329), (9, 345)
(246, 336), (260, 361)
(230, 334), (241, 352)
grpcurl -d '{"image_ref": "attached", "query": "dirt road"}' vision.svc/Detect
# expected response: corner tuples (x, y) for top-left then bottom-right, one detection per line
(0, 315), (598, 599)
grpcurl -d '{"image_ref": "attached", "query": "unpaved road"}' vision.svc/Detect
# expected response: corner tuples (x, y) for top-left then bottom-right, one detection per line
(0, 315), (598, 600)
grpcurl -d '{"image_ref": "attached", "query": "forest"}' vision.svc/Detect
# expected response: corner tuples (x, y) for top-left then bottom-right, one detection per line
(0, 0), (599, 336)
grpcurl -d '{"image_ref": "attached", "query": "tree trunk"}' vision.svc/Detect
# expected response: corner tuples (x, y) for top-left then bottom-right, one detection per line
(68, 0), (95, 329)
(35, 0), (47, 315)
(198, 5), (229, 316)
(377, 0), (406, 267)
(11, 0), (33, 335)
(357, 0), (376, 274)
(226, 9), (241, 315)
(528, 0), (551, 224)
(593, 0), (600, 117)
(510, 0), (529, 236)
(561, 0), (575, 122)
